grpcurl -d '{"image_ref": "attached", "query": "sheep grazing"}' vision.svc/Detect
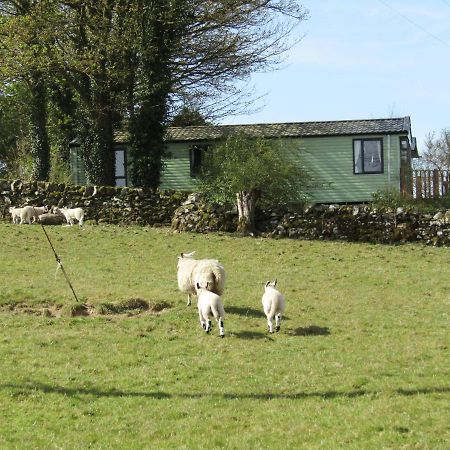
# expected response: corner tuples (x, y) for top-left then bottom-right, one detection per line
(38, 213), (66, 226)
(19, 205), (48, 224)
(196, 282), (225, 338)
(262, 279), (285, 333)
(177, 251), (226, 306)
(9, 207), (23, 224)
(57, 207), (85, 226)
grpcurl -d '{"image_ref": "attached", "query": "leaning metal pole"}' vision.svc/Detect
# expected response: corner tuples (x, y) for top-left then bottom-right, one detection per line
(34, 208), (80, 303)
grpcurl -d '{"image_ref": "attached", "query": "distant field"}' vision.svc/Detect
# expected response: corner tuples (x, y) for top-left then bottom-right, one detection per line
(0, 223), (449, 449)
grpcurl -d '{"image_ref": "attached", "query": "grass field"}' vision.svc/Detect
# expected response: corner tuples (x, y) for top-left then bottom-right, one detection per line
(0, 223), (449, 449)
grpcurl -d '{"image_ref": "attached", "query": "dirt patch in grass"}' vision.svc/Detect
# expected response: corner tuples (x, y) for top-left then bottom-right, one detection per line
(0, 302), (65, 318)
(95, 298), (172, 316)
(0, 299), (172, 318)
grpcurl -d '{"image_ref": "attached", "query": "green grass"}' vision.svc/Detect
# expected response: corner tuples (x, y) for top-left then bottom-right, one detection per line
(0, 223), (449, 449)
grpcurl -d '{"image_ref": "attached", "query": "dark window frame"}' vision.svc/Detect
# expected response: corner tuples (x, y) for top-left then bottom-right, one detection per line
(189, 145), (208, 177)
(353, 138), (384, 175)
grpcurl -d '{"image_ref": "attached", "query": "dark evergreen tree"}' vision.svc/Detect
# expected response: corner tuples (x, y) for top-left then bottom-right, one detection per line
(128, 0), (184, 187)
(1, 0), (308, 186)
(170, 106), (210, 127)
(28, 71), (51, 180)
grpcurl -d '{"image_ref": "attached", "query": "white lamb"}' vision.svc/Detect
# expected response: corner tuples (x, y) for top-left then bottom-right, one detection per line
(196, 282), (225, 338)
(57, 207), (84, 226)
(262, 280), (285, 333)
(9, 207), (23, 224)
(177, 251), (226, 306)
(19, 205), (48, 224)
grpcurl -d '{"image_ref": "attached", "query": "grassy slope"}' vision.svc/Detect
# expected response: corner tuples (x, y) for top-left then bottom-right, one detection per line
(0, 223), (449, 449)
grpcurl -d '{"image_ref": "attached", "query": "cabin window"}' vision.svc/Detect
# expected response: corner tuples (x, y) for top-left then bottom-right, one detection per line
(115, 148), (127, 186)
(353, 139), (383, 174)
(189, 145), (207, 177)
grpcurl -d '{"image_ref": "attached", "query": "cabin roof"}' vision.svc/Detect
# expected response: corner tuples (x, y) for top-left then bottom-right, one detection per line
(163, 117), (412, 142)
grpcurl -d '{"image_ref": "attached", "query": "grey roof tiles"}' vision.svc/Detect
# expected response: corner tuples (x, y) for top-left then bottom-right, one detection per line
(165, 117), (412, 142)
(80, 117), (412, 146)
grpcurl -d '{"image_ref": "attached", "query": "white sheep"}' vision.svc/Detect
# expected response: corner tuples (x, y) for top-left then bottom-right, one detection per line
(19, 205), (48, 224)
(262, 280), (285, 333)
(9, 207), (23, 224)
(57, 207), (84, 226)
(177, 251), (226, 306)
(196, 282), (225, 338)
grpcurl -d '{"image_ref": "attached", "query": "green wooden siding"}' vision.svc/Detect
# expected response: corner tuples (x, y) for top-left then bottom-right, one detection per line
(160, 143), (198, 191)
(70, 133), (407, 203)
(282, 134), (404, 203)
(161, 134), (405, 203)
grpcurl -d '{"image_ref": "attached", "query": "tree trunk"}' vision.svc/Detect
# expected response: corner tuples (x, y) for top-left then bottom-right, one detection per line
(49, 81), (76, 164)
(236, 190), (258, 234)
(129, 93), (167, 188)
(29, 72), (50, 181)
(79, 106), (115, 186)
(77, 69), (116, 186)
(128, 1), (174, 188)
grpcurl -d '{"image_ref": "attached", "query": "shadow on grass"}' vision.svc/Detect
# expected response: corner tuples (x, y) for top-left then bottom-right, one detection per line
(226, 306), (290, 321)
(233, 330), (273, 340)
(396, 387), (450, 396)
(2, 382), (449, 400)
(2, 382), (171, 399)
(226, 306), (265, 318)
(290, 325), (331, 337)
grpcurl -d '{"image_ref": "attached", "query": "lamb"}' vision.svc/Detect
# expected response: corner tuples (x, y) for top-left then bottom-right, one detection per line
(177, 251), (226, 306)
(19, 205), (48, 224)
(56, 207), (84, 226)
(261, 279), (285, 333)
(196, 282), (225, 338)
(9, 207), (23, 224)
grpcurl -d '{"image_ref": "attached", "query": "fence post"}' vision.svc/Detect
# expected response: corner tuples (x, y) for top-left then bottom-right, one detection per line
(425, 170), (431, 198)
(443, 170), (450, 197)
(416, 172), (423, 199)
(433, 169), (440, 198)
(412, 169), (450, 199)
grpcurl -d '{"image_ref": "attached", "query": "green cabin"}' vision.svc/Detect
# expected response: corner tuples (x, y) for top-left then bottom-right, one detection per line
(70, 116), (418, 203)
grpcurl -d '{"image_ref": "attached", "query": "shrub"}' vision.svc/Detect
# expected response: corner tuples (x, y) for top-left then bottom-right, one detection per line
(371, 189), (406, 210)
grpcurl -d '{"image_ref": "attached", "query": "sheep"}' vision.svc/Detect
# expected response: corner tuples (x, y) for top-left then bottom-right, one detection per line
(261, 279), (285, 333)
(19, 205), (48, 224)
(9, 207), (23, 224)
(56, 207), (84, 226)
(196, 282), (225, 338)
(38, 213), (66, 225)
(177, 251), (226, 306)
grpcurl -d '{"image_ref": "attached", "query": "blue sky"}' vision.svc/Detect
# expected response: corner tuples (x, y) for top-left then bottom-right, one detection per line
(223, 0), (450, 153)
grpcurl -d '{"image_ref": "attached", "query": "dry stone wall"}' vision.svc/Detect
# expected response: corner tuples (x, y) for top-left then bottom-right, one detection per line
(172, 194), (450, 247)
(2, 180), (450, 247)
(0, 179), (188, 226)
(262, 204), (450, 246)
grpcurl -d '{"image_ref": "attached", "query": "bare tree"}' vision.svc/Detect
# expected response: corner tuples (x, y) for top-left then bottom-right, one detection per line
(418, 129), (450, 170)
(1, 0), (308, 186)
(170, 0), (308, 119)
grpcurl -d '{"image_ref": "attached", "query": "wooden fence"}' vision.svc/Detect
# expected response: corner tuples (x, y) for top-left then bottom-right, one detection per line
(409, 169), (450, 199)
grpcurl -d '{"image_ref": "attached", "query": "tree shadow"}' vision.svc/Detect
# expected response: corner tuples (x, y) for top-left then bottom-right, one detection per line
(1, 382), (171, 399)
(396, 387), (450, 396)
(2, 382), (449, 401)
(233, 330), (273, 340)
(290, 325), (331, 336)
